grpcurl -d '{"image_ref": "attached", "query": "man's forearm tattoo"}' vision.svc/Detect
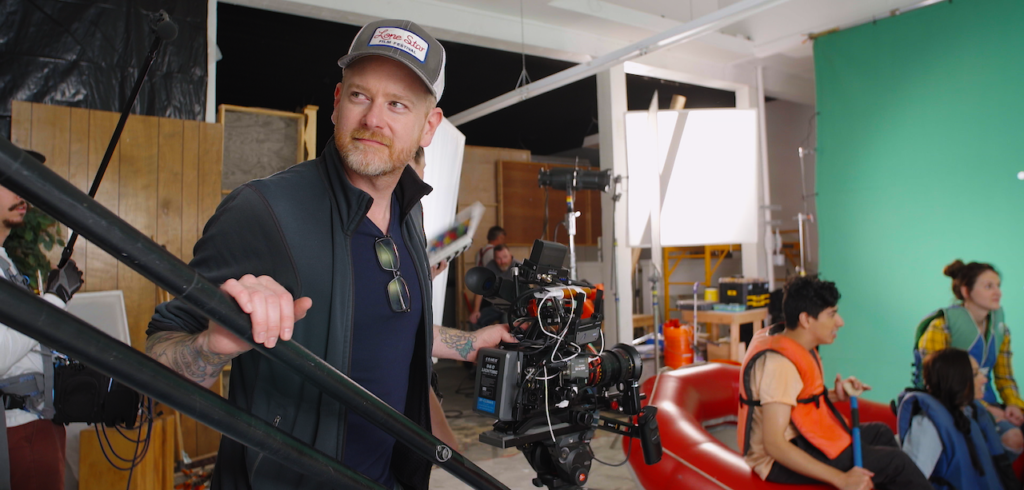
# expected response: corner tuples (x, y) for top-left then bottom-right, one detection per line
(439, 328), (476, 360)
(147, 331), (234, 385)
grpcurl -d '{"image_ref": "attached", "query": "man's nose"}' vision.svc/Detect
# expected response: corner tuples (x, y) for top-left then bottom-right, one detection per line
(362, 101), (387, 129)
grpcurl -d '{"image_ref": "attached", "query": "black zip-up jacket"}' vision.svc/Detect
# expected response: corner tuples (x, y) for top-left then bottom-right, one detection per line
(148, 142), (435, 489)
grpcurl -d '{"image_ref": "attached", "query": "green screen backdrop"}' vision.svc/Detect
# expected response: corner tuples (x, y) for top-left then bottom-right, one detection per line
(814, 0), (1024, 402)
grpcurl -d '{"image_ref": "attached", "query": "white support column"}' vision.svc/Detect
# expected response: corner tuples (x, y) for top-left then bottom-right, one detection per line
(206, 0), (218, 123)
(755, 66), (775, 288)
(735, 80), (765, 280)
(598, 64), (632, 345)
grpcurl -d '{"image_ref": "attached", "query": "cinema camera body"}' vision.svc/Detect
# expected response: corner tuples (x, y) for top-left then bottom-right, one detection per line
(466, 239), (661, 489)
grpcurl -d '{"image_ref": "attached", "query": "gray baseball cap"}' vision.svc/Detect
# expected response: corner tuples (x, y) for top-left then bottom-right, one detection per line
(338, 19), (446, 101)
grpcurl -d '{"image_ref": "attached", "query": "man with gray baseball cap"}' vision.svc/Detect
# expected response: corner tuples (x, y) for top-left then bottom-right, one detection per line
(147, 18), (514, 490)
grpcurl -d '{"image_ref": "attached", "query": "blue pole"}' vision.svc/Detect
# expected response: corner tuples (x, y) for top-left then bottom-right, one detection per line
(850, 396), (863, 467)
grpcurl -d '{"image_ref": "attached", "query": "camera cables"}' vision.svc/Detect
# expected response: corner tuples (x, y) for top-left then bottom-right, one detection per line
(93, 395), (155, 490)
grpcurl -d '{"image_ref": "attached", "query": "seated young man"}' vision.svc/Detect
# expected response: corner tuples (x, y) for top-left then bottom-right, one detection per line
(738, 276), (930, 490)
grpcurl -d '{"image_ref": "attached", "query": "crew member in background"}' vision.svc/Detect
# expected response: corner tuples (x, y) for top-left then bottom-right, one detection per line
(410, 146), (447, 281)
(475, 226), (505, 267)
(469, 245), (517, 329)
(409, 145), (458, 451)
(0, 156), (83, 490)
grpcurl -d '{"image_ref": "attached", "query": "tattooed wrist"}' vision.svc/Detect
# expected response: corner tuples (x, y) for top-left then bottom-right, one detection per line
(147, 331), (235, 386)
(439, 327), (476, 360)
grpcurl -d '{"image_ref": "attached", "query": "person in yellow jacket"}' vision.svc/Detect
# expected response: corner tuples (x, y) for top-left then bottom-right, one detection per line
(739, 276), (929, 490)
(915, 259), (1024, 455)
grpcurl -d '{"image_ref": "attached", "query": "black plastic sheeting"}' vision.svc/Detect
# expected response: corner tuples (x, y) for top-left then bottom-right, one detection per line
(0, 0), (207, 139)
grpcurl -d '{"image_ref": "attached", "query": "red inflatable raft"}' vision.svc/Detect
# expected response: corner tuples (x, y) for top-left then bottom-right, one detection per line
(625, 363), (897, 489)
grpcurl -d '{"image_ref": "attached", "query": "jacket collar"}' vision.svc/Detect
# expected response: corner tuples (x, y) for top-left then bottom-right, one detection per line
(320, 141), (433, 235)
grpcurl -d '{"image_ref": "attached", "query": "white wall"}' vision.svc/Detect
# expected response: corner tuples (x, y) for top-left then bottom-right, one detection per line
(765, 99), (818, 283)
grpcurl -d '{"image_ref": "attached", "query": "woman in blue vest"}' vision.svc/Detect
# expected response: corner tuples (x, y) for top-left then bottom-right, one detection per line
(914, 260), (1024, 455)
(899, 348), (1017, 489)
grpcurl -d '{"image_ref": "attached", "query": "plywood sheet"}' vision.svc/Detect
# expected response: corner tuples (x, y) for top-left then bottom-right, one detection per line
(498, 160), (602, 247)
(157, 118), (184, 259)
(86, 109), (122, 292)
(118, 115), (159, 351)
(220, 107), (301, 192)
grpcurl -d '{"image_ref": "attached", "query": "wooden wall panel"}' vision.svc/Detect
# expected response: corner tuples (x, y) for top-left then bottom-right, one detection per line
(85, 110), (122, 292)
(498, 160), (602, 248)
(457, 146), (530, 271)
(10, 101), (32, 148)
(119, 115), (160, 351)
(198, 123), (224, 229)
(30, 104), (71, 180)
(454, 146), (530, 328)
(13, 103), (223, 348)
(181, 121), (201, 263)
(157, 118), (184, 259)
(68, 108), (91, 278)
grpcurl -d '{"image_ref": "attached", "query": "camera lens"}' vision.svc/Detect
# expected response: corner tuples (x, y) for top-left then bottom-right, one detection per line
(586, 344), (642, 388)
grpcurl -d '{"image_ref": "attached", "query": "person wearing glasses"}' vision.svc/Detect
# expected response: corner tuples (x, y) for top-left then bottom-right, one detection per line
(913, 260), (1024, 457)
(145, 20), (514, 490)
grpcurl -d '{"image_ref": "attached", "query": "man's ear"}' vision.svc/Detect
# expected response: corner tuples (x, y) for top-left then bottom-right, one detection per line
(798, 311), (811, 329)
(331, 82), (343, 125)
(418, 107), (444, 148)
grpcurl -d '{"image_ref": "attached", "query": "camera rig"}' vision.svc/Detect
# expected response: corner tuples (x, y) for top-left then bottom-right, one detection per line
(467, 240), (661, 489)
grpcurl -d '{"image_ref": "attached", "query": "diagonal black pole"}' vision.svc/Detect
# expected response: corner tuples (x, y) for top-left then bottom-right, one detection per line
(58, 13), (174, 269)
(0, 139), (508, 490)
(0, 279), (384, 489)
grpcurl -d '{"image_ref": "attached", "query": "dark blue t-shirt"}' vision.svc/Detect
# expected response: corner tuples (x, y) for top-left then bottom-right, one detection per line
(342, 196), (422, 487)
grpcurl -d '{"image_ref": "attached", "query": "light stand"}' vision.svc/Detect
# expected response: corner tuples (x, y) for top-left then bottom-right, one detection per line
(796, 147), (817, 276)
(538, 165), (611, 282)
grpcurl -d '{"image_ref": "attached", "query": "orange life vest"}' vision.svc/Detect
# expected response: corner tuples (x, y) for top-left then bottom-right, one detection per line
(737, 327), (851, 460)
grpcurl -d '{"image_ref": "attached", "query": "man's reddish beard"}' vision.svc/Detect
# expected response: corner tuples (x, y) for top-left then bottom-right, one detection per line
(336, 128), (416, 177)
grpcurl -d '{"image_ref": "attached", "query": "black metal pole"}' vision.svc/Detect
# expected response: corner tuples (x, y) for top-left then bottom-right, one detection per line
(0, 140), (508, 490)
(0, 280), (384, 489)
(58, 36), (163, 268)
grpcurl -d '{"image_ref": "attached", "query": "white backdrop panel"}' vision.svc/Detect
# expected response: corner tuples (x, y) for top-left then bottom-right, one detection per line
(421, 118), (466, 326)
(625, 109), (758, 247)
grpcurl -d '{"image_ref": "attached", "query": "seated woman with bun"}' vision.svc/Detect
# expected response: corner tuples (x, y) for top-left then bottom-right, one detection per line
(913, 260), (1024, 455)
(899, 348), (1018, 490)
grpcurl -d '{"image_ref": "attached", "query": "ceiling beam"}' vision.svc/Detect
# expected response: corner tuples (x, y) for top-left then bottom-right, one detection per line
(447, 0), (795, 127)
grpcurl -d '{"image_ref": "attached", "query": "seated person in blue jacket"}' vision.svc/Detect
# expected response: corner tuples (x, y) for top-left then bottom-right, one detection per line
(899, 348), (1019, 489)
(914, 260), (1024, 456)
(739, 276), (930, 490)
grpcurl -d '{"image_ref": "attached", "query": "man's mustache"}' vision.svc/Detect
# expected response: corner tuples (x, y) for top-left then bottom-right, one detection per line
(349, 129), (393, 147)
(8, 201), (25, 212)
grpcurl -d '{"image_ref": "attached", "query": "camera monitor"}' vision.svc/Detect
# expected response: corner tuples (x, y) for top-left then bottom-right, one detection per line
(527, 239), (567, 270)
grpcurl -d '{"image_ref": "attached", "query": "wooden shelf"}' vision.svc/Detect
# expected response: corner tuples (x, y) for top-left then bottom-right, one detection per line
(681, 307), (768, 361)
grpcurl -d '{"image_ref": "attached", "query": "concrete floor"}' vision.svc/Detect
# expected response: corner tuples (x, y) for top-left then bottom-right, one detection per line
(428, 360), (642, 490)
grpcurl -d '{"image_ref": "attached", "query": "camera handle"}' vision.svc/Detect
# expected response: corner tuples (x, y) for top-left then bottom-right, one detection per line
(595, 406), (663, 466)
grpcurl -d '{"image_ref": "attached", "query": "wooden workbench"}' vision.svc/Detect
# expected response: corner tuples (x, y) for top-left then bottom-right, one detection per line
(681, 307), (768, 361)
